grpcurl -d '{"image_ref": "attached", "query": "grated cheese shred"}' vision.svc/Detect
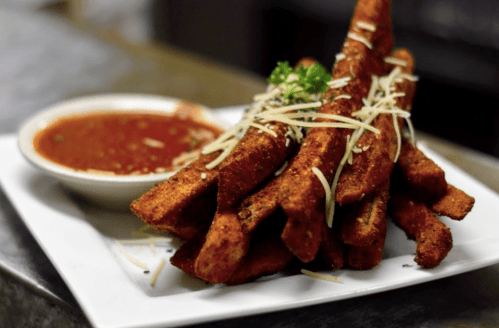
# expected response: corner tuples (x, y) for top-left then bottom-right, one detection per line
(201, 77), (378, 169)
(149, 257), (166, 287)
(116, 241), (148, 269)
(275, 161), (288, 176)
(201, 57), (417, 230)
(301, 269), (342, 283)
(347, 32), (373, 49)
(356, 21), (376, 32)
(384, 56), (407, 67)
(322, 64), (418, 227)
(312, 167), (332, 216)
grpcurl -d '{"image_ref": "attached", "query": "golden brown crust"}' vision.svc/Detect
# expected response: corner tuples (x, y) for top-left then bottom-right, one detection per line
(130, 152), (220, 235)
(170, 238), (206, 281)
(225, 237), (293, 286)
(389, 191), (453, 268)
(396, 138), (447, 201)
(237, 177), (281, 233)
(217, 123), (294, 210)
(277, 0), (394, 262)
(346, 233), (386, 270)
(280, 201), (325, 263)
(318, 218), (346, 269)
(429, 184), (475, 220)
(216, 59), (318, 211)
(194, 210), (250, 284)
(340, 178), (390, 247)
(335, 49), (417, 205)
(155, 188), (216, 240)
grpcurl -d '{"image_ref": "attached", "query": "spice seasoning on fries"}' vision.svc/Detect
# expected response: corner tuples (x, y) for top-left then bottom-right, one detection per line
(130, 0), (475, 286)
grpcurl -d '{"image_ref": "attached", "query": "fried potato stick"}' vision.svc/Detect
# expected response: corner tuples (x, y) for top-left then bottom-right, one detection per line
(130, 152), (220, 238)
(194, 178), (288, 283)
(194, 210), (249, 284)
(278, 0), (394, 262)
(238, 177), (282, 233)
(346, 232), (386, 270)
(318, 213), (346, 270)
(170, 237), (205, 281)
(340, 178), (390, 247)
(429, 184), (475, 221)
(216, 59), (317, 210)
(225, 234), (293, 286)
(281, 200), (326, 262)
(396, 138), (447, 201)
(160, 187), (216, 240)
(335, 48), (417, 205)
(395, 139), (474, 220)
(389, 191), (453, 268)
(217, 123), (295, 210)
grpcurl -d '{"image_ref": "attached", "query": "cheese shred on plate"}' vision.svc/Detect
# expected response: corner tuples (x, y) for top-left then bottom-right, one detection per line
(116, 241), (148, 270)
(149, 258), (166, 287)
(301, 269), (342, 283)
(115, 225), (174, 287)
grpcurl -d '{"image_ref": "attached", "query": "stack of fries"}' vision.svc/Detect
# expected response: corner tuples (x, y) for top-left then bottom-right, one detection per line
(130, 0), (475, 285)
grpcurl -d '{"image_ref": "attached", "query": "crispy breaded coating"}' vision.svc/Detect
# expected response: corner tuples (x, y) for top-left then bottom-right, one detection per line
(318, 217), (346, 270)
(340, 178), (390, 247)
(226, 213), (292, 285)
(130, 152), (220, 234)
(335, 49), (417, 205)
(237, 177), (281, 233)
(396, 138), (447, 201)
(216, 59), (318, 211)
(281, 201), (325, 263)
(217, 123), (295, 210)
(159, 187), (216, 240)
(170, 237), (205, 281)
(194, 210), (249, 284)
(389, 192), (453, 268)
(429, 184), (475, 221)
(278, 0), (394, 261)
(225, 237), (293, 286)
(346, 233), (386, 270)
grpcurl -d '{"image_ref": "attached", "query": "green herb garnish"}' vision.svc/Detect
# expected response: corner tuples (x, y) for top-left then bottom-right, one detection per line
(267, 61), (331, 104)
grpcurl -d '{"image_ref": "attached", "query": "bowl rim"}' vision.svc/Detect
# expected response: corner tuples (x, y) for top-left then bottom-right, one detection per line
(18, 93), (226, 185)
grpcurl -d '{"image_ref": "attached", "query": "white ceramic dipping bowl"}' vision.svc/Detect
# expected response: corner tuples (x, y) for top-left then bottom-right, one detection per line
(18, 94), (228, 210)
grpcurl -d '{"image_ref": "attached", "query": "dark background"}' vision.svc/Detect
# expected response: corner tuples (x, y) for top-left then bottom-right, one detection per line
(150, 0), (499, 158)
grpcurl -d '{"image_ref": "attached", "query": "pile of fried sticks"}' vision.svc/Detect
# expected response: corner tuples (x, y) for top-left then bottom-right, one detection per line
(131, 0), (474, 285)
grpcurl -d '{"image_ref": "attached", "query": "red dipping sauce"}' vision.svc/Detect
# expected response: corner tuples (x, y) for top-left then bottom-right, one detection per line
(33, 107), (222, 175)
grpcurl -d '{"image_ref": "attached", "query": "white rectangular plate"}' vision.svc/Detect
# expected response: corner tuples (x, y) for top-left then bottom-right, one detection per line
(2, 107), (499, 328)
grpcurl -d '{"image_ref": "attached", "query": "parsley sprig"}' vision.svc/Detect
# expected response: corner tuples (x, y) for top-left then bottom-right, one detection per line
(267, 61), (331, 104)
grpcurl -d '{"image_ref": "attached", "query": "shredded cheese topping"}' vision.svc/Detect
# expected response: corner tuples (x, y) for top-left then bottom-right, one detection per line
(335, 53), (346, 62)
(201, 74), (378, 169)
(356, 21), (377, 32)
(275, 161), (288, 176)
(324, 65), (417, 227)
(202, 58), (417, 230)
(312, 167), (332, 217)
(347, 32), (373, 49)
(327, 77), (351, 89)
(335, 94), (352, 100)
(384, 56), (407, 67)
